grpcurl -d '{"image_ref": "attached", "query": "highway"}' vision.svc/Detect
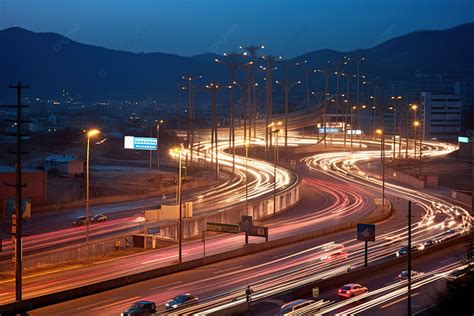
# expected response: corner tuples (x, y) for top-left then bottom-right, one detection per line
(250, 243), (468, 315)
(21, 137), (471, 315)
(0, 135), (299, 258)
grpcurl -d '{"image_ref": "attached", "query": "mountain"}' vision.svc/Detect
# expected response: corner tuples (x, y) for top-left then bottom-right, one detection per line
(0, 27), (224, 100)
(1, 23), (474, 100)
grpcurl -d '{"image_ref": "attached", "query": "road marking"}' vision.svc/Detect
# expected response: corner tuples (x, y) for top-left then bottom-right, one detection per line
(0, 264), (82, 285)
(380, 292), (420, 309)
(76, 298), (115, 310)
(150, 281), (183, 290)
(264, 298), (286, 304)
(440, 257), (455, 263)
(214, 265), (243, 274)
(271, 252), (294, 259)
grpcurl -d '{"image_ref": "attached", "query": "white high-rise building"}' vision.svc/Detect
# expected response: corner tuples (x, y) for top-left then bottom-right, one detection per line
(421, 92), (463, 141)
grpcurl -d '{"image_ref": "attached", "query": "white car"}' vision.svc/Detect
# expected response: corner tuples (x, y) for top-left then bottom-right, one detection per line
(337, 283), (368, 298)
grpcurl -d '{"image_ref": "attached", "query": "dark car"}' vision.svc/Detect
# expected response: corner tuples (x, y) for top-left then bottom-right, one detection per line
(398, 270), (421, 279)
(423, 239), (437, 248)
(122, 301), (156, 316)
(396, 245), (422, 257)
(72, 216), (87, 226)
(277, 299), (315, 315)
(165, 294), (199, 310)
(91, 213), (107, 223)
(445, 269), (467, 283)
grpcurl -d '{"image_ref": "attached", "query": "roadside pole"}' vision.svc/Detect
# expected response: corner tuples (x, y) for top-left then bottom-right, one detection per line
(408, 200), (412, 315)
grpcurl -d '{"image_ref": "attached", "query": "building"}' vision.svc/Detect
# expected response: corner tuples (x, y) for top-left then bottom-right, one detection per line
(44, 154), (84, 176)
(0, 166), (48, 215)
(421, 92), (463, 141)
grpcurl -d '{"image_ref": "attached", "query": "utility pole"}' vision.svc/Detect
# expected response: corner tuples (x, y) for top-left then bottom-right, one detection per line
(3, 83), (30, 303)
(262, 55), (279, 159)
(315, 69), (332, 150)
(275, 61), (301, 150)
(241, 45), (264, 142)
(176, 85), (186, 130)
(206, 83), (221, 180)
(216, 53), (250, 173)
(408, 200), (412, 316)
(182, 75), (201, 169)
(295, 60), (311, 112)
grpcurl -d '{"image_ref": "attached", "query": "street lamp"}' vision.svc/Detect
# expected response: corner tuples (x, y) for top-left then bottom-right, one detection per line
(270, 124), (281, 215)
(315, 69), (334, 149)
(275, 76), (301, 150)
(406, 104), (418, 158)
(375, 129), (385, 212)
(169, 146), (185, 264)
(413, 120), (420, 159)
(85, 128), (100, 264)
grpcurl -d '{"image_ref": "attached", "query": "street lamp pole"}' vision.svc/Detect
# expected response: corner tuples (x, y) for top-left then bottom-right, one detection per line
(376, 129), (385, 212)
(315, 69), (332, 149)
(271, 127), (280, 215)
(170, 147), (184, 264)
(206, 83), (221, 180)
(262, 55), (279, 158)
(86, 129), (100, 264)
(359, 105), (366, 150)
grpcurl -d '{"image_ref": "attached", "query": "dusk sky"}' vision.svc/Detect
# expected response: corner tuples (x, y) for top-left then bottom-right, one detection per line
(1, 0), (473, 57)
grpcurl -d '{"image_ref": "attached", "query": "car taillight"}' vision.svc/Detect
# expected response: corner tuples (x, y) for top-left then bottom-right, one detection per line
(338, 289), (342, 292)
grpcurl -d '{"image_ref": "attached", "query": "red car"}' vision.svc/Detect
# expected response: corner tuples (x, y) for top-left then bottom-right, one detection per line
(337, 283), (368, 298)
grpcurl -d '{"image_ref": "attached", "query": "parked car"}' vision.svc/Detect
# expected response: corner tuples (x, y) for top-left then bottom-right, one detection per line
(72, 216), (87, 226)
(121, 301), (156, 316)
(91, 213), (107, 223)
(165, 294), (199, 310)
(398, 270), (421, 279)
(277, 299), (315, 315)
(337, 283), (368, 298)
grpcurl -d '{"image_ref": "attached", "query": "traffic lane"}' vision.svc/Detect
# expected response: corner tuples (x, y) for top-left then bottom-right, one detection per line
(26, 207), (410, 316)
(21, 180), (228, 235)
(0, 180), (335, 303)
(2, 181), (414, 307)
(325, 243), (465, 315)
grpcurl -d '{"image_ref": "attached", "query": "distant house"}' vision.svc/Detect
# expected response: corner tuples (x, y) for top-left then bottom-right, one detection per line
(44, 154), (84, 176)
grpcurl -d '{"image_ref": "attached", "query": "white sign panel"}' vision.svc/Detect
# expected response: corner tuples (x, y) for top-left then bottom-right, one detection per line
(124, 136), (157, 150)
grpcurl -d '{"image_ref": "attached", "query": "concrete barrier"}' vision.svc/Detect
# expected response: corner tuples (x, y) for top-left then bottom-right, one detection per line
(0, 199), (392, 315)
(449, 189), (473, 209)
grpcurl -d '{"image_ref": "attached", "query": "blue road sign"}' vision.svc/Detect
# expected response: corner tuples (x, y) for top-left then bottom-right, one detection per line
(124, 136), (157, 150)
(357, 223), (375, 242)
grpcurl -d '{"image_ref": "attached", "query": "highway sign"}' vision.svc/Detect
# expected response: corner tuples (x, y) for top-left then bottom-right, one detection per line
(318, 127), (340, 134)
(124, 136), (157, 150)
(240, 215), (253, 233)
(207, 222), (240, 234)
(357, 223), (375, 242)
(458, 136), (469, 143)
(4, 198), (31, 219)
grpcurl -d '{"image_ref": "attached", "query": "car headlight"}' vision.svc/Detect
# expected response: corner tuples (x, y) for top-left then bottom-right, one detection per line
(172, 304), (178, 308)
(165, 303), (169, 307)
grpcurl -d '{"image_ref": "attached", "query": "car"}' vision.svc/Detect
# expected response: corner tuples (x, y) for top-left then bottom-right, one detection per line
(277, 299), (315, 315)
(396, 245), (421, 257)
(398, 270), (421, 279)
(91, 213), (107, 222)
(445, 269), (467, 282)
(72, 216), (87, 226)
(323, 250), (348, 261)
(121, 301), (156, 316)
(337, 283), (368, 298)
(165, 294), (199, 310)
(423, 239), (437, 248)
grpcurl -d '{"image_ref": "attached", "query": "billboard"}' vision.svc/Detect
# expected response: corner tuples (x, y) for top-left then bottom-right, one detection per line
(318, 128), (340, 134)
(248, 225), (268, 238)
(124, 136), (157, 150)
(240, 215), (253, 233)
(458, 136), (469, 144)
(346, 129), (362, 135)
(357, 223), (375, 242)
(207, 222), (240, 234)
